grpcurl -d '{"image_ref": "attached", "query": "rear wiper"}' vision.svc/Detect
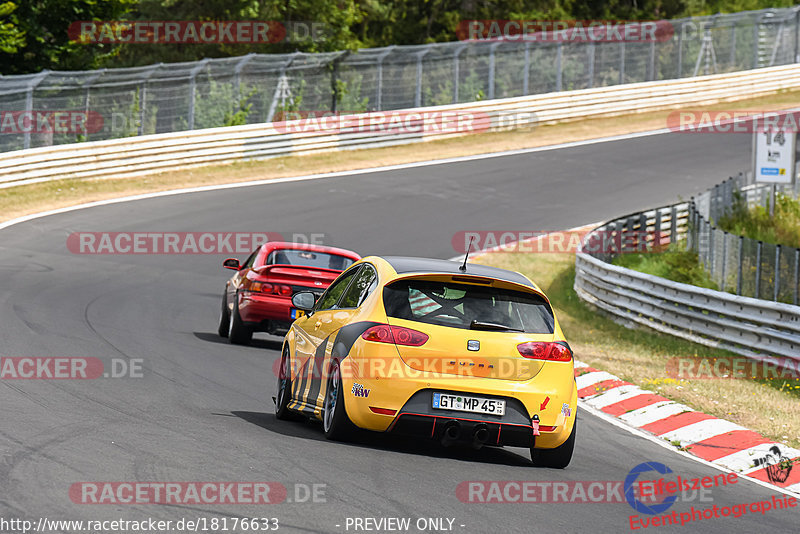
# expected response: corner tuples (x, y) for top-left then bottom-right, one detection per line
(469, 320), (523, 332)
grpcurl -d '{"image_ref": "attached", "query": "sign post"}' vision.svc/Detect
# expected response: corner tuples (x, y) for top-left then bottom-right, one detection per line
(753, 128), (797, 217)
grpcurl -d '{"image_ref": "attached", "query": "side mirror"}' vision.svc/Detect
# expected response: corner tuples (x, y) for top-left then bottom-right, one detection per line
(223, 258), (241, 270)
(292, 291), (317, 312)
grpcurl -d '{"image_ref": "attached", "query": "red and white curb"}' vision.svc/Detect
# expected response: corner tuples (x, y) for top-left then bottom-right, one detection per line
(574, 360), (800, 495)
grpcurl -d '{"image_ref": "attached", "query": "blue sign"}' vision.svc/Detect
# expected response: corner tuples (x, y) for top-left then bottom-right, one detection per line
(760, 167), (780, 176)
(624, 462), (678, 515)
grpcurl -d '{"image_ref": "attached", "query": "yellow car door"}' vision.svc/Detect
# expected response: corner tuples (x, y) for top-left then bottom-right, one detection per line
(291, 266), (362, 413)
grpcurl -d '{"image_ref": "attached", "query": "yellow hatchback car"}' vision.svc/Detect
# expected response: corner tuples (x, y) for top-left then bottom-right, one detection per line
(275, 256), (577, 468)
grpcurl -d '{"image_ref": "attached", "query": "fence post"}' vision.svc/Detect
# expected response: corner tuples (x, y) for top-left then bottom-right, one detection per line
(453, 44), (466, 103)
(709, 225), (716, 277)
(774, 244), (781, 302)
(587, 43), (595, 88)
(671, 205), (678, 245)
(755, 241), (763, 298)
(753, 16), (760, 68)
(648, 40), (656, 81)
(619, 41), (626, 84)
(729, 24), (737, 68)
(794, 248), (799, 305)
(721, 232), (728, 291)
(737, 236), (744, 295)
(556, 43), (563, 92)
(233, 53), (256, 108)
(187, 58), (210, 130)
(330, 52), (350, 113)
(654, 209), (662, 248)
(23, 71), (50, 149)
(81, 69), (105, 139)
(795, 8), (800, 62)
(677, 22), (684, 77)
(523, 43), (531, 95)
(415, 48), (430, 107)
(488, 42), (500, 100)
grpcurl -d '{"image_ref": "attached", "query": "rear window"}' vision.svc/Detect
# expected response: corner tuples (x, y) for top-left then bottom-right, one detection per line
(383, 279), (555, 333)
(266, 249), (355, 271)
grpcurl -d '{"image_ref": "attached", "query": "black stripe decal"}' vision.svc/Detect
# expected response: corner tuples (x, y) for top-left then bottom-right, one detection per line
(331, 321), (382, 361)
(304, 335), (331, 408)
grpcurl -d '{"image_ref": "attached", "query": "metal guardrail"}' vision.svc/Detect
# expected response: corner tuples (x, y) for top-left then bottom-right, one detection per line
(4, 64), (800, 189)
(574, 202), (800, 364)
(689, 171), (800, 304)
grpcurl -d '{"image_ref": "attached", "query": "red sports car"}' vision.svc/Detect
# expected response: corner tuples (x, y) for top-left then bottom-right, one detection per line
(218, 242), (361, 344)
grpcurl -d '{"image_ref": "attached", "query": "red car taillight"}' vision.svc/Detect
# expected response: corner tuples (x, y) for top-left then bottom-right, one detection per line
(517, 341), (572, 361)
(249, 282), (292, 295)
(361, 325), (429, 346)
(276, 284), (292, 296)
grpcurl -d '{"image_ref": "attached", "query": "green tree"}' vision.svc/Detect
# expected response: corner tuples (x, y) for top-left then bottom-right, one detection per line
(0, 2), (25, 53)
(0, 0), (135, 74)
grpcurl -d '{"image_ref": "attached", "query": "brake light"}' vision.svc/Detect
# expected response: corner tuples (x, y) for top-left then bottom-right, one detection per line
(517, 341), (572, 361)
(361, 325), (429, 346)
(250, 282), (272, 293)
(276, 284), (292, 296)
(248, 282), (292, 295)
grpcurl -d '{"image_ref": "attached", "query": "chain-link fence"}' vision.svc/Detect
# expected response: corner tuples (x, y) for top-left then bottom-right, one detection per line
(689, 171), (800, 304)
(2, 6), (800, 153)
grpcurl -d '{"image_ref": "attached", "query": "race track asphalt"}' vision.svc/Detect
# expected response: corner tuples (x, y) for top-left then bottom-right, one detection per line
(1, 131), (794, 533)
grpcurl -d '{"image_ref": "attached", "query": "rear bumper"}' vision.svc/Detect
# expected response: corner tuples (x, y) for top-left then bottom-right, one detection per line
(238, 292), (296, 325)
(389, 390), (540, 448)
(340, 352), (577, 449)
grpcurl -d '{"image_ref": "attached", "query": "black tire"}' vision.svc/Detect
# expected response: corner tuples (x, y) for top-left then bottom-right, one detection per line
(531, 417), (576, 469)
(322, 360), (354, 441)
(275, 348), (302, 421)
(227, 297), (252, 345)
(218, 292), (230, 338)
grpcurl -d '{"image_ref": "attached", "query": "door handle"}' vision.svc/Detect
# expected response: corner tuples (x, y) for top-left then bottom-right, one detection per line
(315, 321), (322, 330)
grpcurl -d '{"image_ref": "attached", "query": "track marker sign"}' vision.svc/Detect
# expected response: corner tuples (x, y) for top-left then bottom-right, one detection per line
(753, 129), (796, 185)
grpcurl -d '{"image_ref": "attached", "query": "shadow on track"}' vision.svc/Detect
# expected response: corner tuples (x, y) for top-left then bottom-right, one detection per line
(193, 332), (283, 351)
(232, 410), (532, 467)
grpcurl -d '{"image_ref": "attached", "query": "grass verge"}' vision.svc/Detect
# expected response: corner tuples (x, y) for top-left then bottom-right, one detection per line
(612, 246), (719, 290)
(3, 88), (800, 224)
(718, 191), (800, 248)
(475, 251), (800, 450)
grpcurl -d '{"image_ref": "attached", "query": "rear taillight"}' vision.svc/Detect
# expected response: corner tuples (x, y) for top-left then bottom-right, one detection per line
(248, 282), (292, 295)
(517, 341), (572, 361)
(362, 325), (428, 346)
(276, 284), (292, 296)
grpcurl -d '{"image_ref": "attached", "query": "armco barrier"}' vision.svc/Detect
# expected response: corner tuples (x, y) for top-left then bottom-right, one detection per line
(3, 64), (800, 189)
(574, 205), (800, 365)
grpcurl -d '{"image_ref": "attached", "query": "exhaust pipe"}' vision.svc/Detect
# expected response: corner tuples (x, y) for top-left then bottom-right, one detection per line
(472, 423), (490, 449)
(440, 420), (461, 447)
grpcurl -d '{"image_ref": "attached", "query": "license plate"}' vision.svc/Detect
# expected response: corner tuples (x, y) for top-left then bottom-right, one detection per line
(432, 392), (505, 416)
(290, 308), (304, 319)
